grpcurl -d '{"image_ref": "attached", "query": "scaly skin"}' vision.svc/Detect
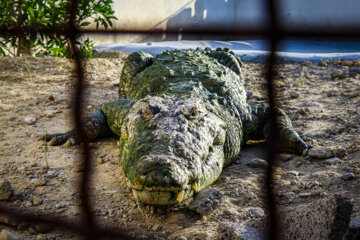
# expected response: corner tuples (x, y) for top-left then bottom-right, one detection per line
(39, 48), (309, 205)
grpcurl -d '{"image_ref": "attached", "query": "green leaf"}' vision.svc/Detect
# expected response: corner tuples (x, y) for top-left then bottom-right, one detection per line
(28, 7), (35, 19)
(80, 21), (90, 26)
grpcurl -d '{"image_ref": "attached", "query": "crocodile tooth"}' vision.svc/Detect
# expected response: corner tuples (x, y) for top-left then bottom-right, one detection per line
(132, 189), (139, 200)
(192, 181), (200, 192)
(177, 190), (185, 202)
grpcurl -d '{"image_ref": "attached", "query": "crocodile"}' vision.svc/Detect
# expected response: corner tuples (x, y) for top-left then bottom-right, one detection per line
(39, 48), (309, 205)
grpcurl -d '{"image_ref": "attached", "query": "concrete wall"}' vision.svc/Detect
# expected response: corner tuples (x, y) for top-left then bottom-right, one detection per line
(88, 0), (360, 44)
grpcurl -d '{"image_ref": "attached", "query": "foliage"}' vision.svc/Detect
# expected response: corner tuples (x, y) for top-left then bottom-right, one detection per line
(0, 0), (117, 58)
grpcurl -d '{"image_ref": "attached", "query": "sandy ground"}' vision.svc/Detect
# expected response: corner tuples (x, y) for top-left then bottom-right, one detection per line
(0, 54), (359, 239)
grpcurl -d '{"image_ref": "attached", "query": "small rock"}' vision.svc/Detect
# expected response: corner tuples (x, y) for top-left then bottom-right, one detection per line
(279, 194), (352, 240)
(246, 159), (268, 169)
(295, 161), (302, 168)
(152, 224), (161, 231)
(24, 116), (37, 125)
(330, 70), (346, 79)
(325, 157), (340, 164)
(0, 230), (20, 240)
(97, 158), (104, 164)
(189, 188), (222, 216)
(31, 178), (46, 187)
(342, 173), (355, 181)
(248, 207), (265, 218)
(346, 217), (360, 240)
(47, 95), (55, 101)
(278, 154), (292, 161)
(36, 235), (46, 240)
(0, 179), (13, 200)
(46, 113), (54, 118)
(308, 147), (333, 159)
(218, 222), (265, 240)
(246, 91), (253, 99)
(32, 198), (43, 206)
(47, 170), (59, 179)
(203, 233), (213, 240)
(299, 192), (311, 198)
(135, 234), (148, 240)
(35, 223), (52, 233)
(285, 191), (296, 200)
(25, 202), (32, 208)
(224, 208), (238, 217)
(176, 237), (187, 240)
(333, 147), (348, 158)
(289, 91), (300, 99)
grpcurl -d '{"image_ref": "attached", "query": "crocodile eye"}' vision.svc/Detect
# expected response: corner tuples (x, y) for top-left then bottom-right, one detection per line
(141, 105), (161, 120)
(149, 105), (160, 115)
(190, 107), (198, 117)
(141, 107), (152, 120)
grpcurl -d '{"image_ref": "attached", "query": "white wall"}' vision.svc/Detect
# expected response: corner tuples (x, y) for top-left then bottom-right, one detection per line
(88, 0), (360, 44)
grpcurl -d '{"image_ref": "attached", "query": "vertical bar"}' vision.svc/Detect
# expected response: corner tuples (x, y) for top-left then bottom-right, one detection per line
(264, 0), (280, 239)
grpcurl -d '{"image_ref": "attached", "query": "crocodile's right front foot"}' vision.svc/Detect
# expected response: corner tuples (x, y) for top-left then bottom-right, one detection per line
(37, 130), (79, 147)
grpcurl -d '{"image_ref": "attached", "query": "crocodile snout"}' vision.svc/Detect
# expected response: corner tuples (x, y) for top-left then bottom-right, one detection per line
(136, 155), (188, 189)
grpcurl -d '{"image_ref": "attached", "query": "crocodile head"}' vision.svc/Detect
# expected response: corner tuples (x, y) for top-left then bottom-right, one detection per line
(119, 95), (227, 204)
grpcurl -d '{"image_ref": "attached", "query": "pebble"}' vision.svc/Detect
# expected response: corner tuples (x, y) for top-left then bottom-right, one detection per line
(295, 161), (302, 168)
(97, 158), (104, 164)
(332, 147), (347, 158)
(224, 208), (239, 217)
(0, 179), (13, 200)
(330, 70), (346, 79)
(307, 147), (333, 159)
(47, 170), (59, 179)
(218, 222), (265, 240)
(346, 217), (360, 240)
(152, 224), (161, 231)
(35, 223), (52, 233)
(246, 159), (268, 169)
(299, 192), (311, 198)
(289, 91), (300, 99)
(25, 202), (32, 208)
(342, 173), (355, 181)
(176, 237), (187, 240)
(47, 95), (55, 101)
(325, 157), (340, 164)
(246, 91), (253, 99)
(24, 116), (37, 125)
(31, 178), (46, 187)
(285, 191), (296, 200)
(278, 154), (292, 162)
(36, 235), (46, 240)
(189, 188), (222, 216)
(32, 198), (43, 206)
(0, 230), (20, 240)
(248, 207), (265, 218)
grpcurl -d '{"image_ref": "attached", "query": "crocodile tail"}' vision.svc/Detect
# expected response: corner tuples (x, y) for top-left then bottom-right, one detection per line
(119, 51), (154, 98)
(208, 50), (242, 75)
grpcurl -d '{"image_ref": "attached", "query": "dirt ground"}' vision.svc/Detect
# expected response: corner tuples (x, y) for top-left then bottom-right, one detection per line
(0, 54), (359, 239)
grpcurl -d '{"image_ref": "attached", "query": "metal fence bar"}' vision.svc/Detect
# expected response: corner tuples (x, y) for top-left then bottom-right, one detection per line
(0, 0), (359, 239)
(263, 0), (280, 239)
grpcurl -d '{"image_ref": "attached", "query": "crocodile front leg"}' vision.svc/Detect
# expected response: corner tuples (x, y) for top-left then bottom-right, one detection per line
(38, 109), (113, 146)
(243, 104), (309, 155)
(39, 99), (133, 146)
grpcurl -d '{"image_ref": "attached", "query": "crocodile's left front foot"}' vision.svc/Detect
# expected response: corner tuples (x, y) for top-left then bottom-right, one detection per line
(37, 130), (80, 147)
